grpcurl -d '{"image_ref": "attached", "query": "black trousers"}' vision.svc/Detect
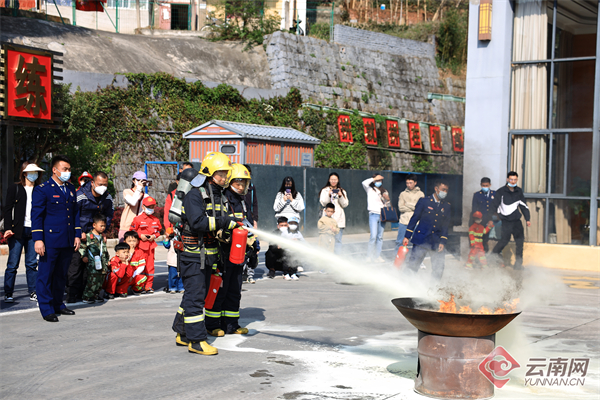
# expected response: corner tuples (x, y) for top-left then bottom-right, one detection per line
(172, 259), (208, 342)
(492, 219), (524, 269)
(265, 251), (297, 275)
(66, 251), (86, 301)
(482, 231), (490, 253)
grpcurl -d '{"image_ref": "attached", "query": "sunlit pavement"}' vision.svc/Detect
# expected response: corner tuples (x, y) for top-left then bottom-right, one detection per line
(1, 235), (598, 399)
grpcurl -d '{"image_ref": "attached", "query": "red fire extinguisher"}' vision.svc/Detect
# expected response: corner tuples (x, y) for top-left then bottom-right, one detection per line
(229, 227), (248, 265)
(394, 245), (410, 269)
(205, 270), (222, 309)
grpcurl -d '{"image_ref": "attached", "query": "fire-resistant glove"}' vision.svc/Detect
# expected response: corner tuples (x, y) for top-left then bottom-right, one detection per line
(217, 216), (242, 230)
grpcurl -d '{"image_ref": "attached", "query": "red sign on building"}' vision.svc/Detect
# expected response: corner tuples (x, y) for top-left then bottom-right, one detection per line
(75, 0), (107, 12)
(338, 115), (353, 143)
(5, 48), (53, 121)
(408, 122), (423, 150)
(452, 127), (464, 152)
(429, 125), (443, 152)
(363, 117), (377, 145)
(386, 120), (400, 148)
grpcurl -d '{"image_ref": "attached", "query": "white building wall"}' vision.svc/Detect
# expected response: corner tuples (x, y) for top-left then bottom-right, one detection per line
(44, 2), (152, 34)
(462, 0), (514, 225)
(279, 0), (306, 35)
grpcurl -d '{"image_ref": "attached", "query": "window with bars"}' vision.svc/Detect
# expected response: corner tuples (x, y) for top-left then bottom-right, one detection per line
(509, 0), (599, 245)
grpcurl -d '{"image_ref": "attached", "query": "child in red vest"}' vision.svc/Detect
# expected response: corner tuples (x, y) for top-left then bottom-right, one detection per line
(466, 211), (494, 269)
(104, 242), (131, 298)
(124, 231), (147, 294)
(129, 196), (162, 293)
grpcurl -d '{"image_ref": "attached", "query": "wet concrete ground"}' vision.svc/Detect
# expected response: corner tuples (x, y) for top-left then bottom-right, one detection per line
(1, 235), (598, 399)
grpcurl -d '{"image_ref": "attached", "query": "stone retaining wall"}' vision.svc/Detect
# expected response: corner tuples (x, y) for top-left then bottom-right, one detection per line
(333, 24), (436, 59)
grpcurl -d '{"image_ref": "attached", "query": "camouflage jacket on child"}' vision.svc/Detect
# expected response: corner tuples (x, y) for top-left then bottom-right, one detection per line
(79, 232), (110, 274)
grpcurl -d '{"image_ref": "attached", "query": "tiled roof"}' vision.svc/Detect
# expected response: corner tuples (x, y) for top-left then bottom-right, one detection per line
(183, 120), (320, 144)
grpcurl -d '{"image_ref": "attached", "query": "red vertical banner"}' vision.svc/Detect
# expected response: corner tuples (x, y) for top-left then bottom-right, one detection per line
(337, 115), (353, 143)
(452, 127), (464, 152)
(363, 117), (377, 145)
(5, 49), (52, 121)
(408, 122), (423, 150)
(429, 125), (443, 152)
(386, 120), (400, 148)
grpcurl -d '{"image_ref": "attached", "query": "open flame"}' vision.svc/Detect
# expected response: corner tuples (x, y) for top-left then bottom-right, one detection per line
(437, 295), (520, 315)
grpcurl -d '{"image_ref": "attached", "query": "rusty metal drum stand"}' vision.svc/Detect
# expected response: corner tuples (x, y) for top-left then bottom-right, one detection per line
(415, 331), (495, 400)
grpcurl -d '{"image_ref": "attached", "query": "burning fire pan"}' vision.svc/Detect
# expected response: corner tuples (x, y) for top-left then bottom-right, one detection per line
(391, 297), (521, 337)
(391, 298), (522, 399)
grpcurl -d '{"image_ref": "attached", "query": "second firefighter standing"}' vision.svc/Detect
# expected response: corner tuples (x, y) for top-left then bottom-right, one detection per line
(205, 163), (256, 337)
(171, 152), (243, 356)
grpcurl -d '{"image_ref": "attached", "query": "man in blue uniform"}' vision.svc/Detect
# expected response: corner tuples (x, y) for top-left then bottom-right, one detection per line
(471, 177), (496, 252)
(32, 155), (81, 322)
(402, 180), (452, 283)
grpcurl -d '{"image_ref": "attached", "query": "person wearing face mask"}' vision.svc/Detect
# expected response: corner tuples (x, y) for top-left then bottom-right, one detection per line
(470, 177), (496, 252)
(362, 174), (390, 263)
(402, 180), (452, 283)
(66, 171), (114, 303)
(31, 155), (81, 322)
(129, 196), (162, 294)
(119, 171), (149, 241)
(205, 164), (254, 336)
(490, 171), (531, 270)
(2, 162), (44, 303)
(394, 174), (424, 255)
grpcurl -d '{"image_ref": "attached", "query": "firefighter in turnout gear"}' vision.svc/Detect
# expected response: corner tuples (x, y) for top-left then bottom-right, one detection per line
(206, 164), (254, 337)
(171, 153), (239, 356)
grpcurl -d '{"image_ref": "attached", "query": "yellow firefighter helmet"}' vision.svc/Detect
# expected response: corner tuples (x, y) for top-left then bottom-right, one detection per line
(200, 152), (233, 177)
(229, 164), (251, 195)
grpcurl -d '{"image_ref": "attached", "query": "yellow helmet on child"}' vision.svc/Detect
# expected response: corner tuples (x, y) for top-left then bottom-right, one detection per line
(200, 152), (233, 177)
(229, 164), (251, 195)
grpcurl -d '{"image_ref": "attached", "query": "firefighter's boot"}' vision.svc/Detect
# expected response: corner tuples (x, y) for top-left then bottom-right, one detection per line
(208, 328), (225, 337)
(188, 341), (218, 355)
(176, 333), (189, 346)
(233, 327), (249, 334)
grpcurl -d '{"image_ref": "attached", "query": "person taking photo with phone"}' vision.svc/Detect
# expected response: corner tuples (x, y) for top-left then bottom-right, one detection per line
(273, 176), (305, 226)
(318, 173), (349, 254)
(119, 171), (149, 241)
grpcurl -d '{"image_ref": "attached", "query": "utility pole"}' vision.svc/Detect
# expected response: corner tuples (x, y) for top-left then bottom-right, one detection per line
(136, 0), (140, 29)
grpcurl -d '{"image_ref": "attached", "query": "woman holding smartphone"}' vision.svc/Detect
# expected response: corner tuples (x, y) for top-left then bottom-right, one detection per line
(118, 171), (149, 241)
(273, 176), (305, 226)
(319, 173), (349, 254)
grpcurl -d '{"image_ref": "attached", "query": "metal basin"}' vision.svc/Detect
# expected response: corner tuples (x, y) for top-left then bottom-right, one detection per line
(391, 297), (521, 337)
